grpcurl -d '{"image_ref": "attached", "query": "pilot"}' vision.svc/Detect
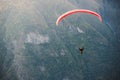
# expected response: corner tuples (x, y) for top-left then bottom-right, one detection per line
(79, 47), (84, 54)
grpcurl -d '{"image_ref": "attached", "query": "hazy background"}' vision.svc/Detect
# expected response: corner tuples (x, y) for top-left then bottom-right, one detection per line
(0, 0), (120, 80)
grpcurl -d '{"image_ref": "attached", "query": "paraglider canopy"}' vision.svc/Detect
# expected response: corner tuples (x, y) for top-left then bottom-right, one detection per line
(56, 9), (102, 26)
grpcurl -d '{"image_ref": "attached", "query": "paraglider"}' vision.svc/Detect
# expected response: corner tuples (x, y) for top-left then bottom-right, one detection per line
(56, 9), (102, 26)
(56, 9), (102, 54)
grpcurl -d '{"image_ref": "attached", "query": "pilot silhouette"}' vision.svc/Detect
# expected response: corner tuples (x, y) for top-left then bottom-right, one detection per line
(79, 47), (84, 54)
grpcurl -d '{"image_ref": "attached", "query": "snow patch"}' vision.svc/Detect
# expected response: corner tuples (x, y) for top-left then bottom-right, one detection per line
(60, 49), (65, 56)
(25, 32), (49, 44)
(77, 27), (84, 33)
